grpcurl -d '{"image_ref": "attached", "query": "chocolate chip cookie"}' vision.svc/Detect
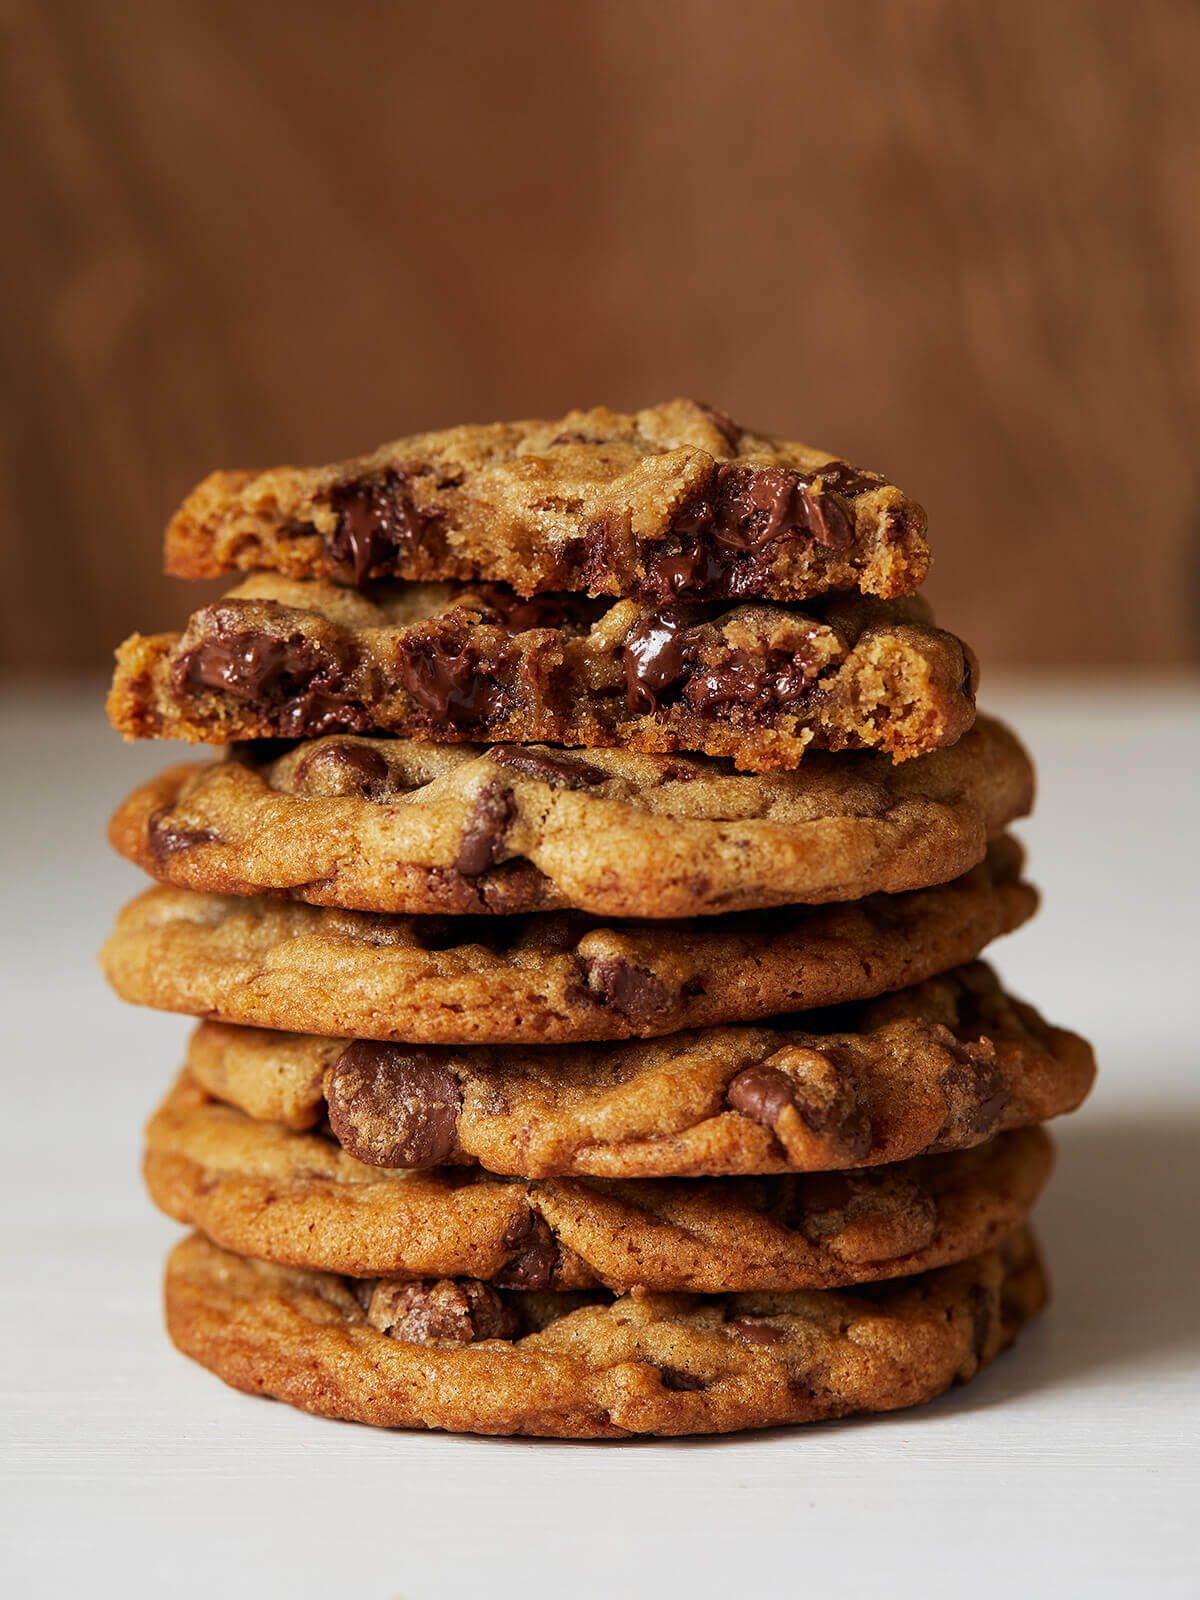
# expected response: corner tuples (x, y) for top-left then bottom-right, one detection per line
(99, 846), (1035, 1043)
(107, 577), (976, 769)
(163, 398), (929, 604)
(108, 716), (1033, 918)
(180, 964), (1095, 1177)
(163, 1227), (1045, 1436)
(147, 1071), (1053, 1292)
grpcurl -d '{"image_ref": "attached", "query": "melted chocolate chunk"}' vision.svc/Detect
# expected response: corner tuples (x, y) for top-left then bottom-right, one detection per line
(362, 1277), (519, 1344)
(146, 808), (218, 859)
(931, 1039), (1010, 1150)
(643, 542), (726, 599)
(622, 606), (699, 713)
(809, 460), (886, 498)
(728, 1055), (871, 1155)
(694, 400), (744, 449)
(727, 1065), (797, 1128)
(294, 740), (393, 799)
(174, 624), (368, 738)
(586, 957), (673, 1025)
(495, 1211), (562, 1291)
(455, 782), (516, 876)
(176, 631), (316, 702)
(396, 633), (508, 727)
(639, 462), (860, 601)
(327, 469), (442, 585)
(682, 647), (820, 717)
(488, 746), (609, 790)
(728, 1318), (787, 1346)
(326, 1043), (461, 1169)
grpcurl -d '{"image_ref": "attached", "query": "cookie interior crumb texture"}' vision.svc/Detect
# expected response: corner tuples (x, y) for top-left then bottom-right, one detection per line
(163, 399), (931, 605)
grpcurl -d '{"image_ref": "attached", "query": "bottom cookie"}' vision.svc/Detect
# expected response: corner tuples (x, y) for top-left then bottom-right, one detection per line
(164, 1228), (1045, 1438)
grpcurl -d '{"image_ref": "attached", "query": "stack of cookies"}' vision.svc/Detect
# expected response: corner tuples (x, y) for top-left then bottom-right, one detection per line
(101, 399), (1095, 1438)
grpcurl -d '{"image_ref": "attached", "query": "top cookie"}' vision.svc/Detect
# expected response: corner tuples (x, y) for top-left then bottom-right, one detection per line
(163, 399), (929, 603)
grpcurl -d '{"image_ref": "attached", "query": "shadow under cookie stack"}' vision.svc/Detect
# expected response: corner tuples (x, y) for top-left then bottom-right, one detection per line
(101, 399), (1095, 1438)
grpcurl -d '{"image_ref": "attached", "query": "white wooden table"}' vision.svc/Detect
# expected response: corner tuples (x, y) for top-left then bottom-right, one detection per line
(2, 680), (1197, 1598)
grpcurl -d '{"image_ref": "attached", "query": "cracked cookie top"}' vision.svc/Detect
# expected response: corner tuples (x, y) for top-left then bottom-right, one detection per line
(100, 844), (1035, 1044)
(146, 1071), (1052, 1293)
(178, 963), (1095, 1176)
(108, 716), (1032, 918)
(163, 1227), (1044, 1437)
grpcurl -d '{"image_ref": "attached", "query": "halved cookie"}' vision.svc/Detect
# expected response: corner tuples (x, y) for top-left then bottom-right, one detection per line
(163, 397), (929, 604)
(108, 579), (974, 769)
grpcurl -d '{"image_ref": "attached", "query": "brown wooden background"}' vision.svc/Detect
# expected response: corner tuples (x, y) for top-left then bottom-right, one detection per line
(4, 0), (1199, 672)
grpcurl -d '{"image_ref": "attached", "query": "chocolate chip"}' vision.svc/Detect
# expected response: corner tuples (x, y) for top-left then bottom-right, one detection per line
(586, 957), (673, 1025)
(488, 746), (609, 789)
(681, 646), (821, 717)
(729, 1318), (787, 1346)
(325, 1043), (461, 1168)
(294, 740), (393, 799)
(737, 467), (810, 545)
(622, 606), (698, 713)
(146, 807), (218, 859)
(655, 1365), (706, 1391)
(726, 1065), (797, 1128)
(642, 543), (725, 599)
(729, 1055), (871, 1160)
(638, 462), (863, 602)
(931, 1038), (1010, 1150)
(694, 400), (743, 449)
(173, 622), (368, 738)
(494, 1211), (562, 1291)
(327, 469), (442, 585)
(361, 1277), (519, 1343)
(810, 460), (884, 498)
(176, 631), (308, 700)
(395, 632), (508, 727)
(455, 782), (516, 876)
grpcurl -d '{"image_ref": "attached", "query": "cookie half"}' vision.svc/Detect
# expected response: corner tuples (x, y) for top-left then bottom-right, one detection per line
(181, 964), (1095, 1177)
(108, 579), (975, 769)
(146, 1073), (1052, 1293)
(108, 716), (1033, 919)
(100, 844), (1035, 1043)
(163, 398), (929, 604)
(163, 1228), (1045, 1437)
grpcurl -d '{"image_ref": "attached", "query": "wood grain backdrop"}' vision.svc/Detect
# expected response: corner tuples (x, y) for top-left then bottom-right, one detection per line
(3, 0), (1198, 671)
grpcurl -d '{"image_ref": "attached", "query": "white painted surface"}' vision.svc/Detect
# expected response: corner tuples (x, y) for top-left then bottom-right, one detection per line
(2, 680), (1197, 1599)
